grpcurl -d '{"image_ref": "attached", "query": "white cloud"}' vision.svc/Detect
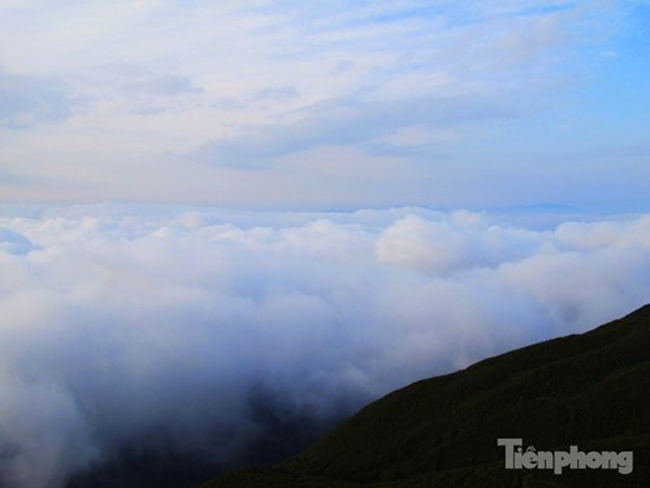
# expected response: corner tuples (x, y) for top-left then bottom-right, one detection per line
(0, 368), (98, 488)
(0, 205), (649, 486)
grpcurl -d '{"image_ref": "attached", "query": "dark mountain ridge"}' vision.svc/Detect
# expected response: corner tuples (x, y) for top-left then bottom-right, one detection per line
(200, 304), (650, 487)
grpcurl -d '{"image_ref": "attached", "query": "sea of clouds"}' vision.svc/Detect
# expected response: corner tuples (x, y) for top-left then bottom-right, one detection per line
(1, 204), (649, 487)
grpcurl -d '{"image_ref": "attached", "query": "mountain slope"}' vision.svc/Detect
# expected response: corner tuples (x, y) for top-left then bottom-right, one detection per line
(199, 305), (650, 487)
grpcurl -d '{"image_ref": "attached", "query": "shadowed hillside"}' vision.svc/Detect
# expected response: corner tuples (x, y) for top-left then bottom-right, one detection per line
(199, 305), (650, 487)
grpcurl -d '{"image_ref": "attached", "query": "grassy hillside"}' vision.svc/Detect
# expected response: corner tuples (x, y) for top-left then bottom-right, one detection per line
(199, 305), (650, 487)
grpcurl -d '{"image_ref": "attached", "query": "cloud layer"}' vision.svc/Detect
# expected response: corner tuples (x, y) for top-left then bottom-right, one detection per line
(0, 205), (649, 487)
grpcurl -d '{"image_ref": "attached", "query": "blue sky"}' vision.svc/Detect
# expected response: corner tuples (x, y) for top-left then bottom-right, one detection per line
(0, 0), (648, 211)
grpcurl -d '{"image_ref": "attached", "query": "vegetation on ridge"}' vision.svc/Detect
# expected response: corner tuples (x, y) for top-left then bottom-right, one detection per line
(199, 305), (650, 487)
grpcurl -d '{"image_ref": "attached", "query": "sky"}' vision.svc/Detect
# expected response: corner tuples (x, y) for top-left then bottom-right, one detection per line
(0, 0), (648, 211)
